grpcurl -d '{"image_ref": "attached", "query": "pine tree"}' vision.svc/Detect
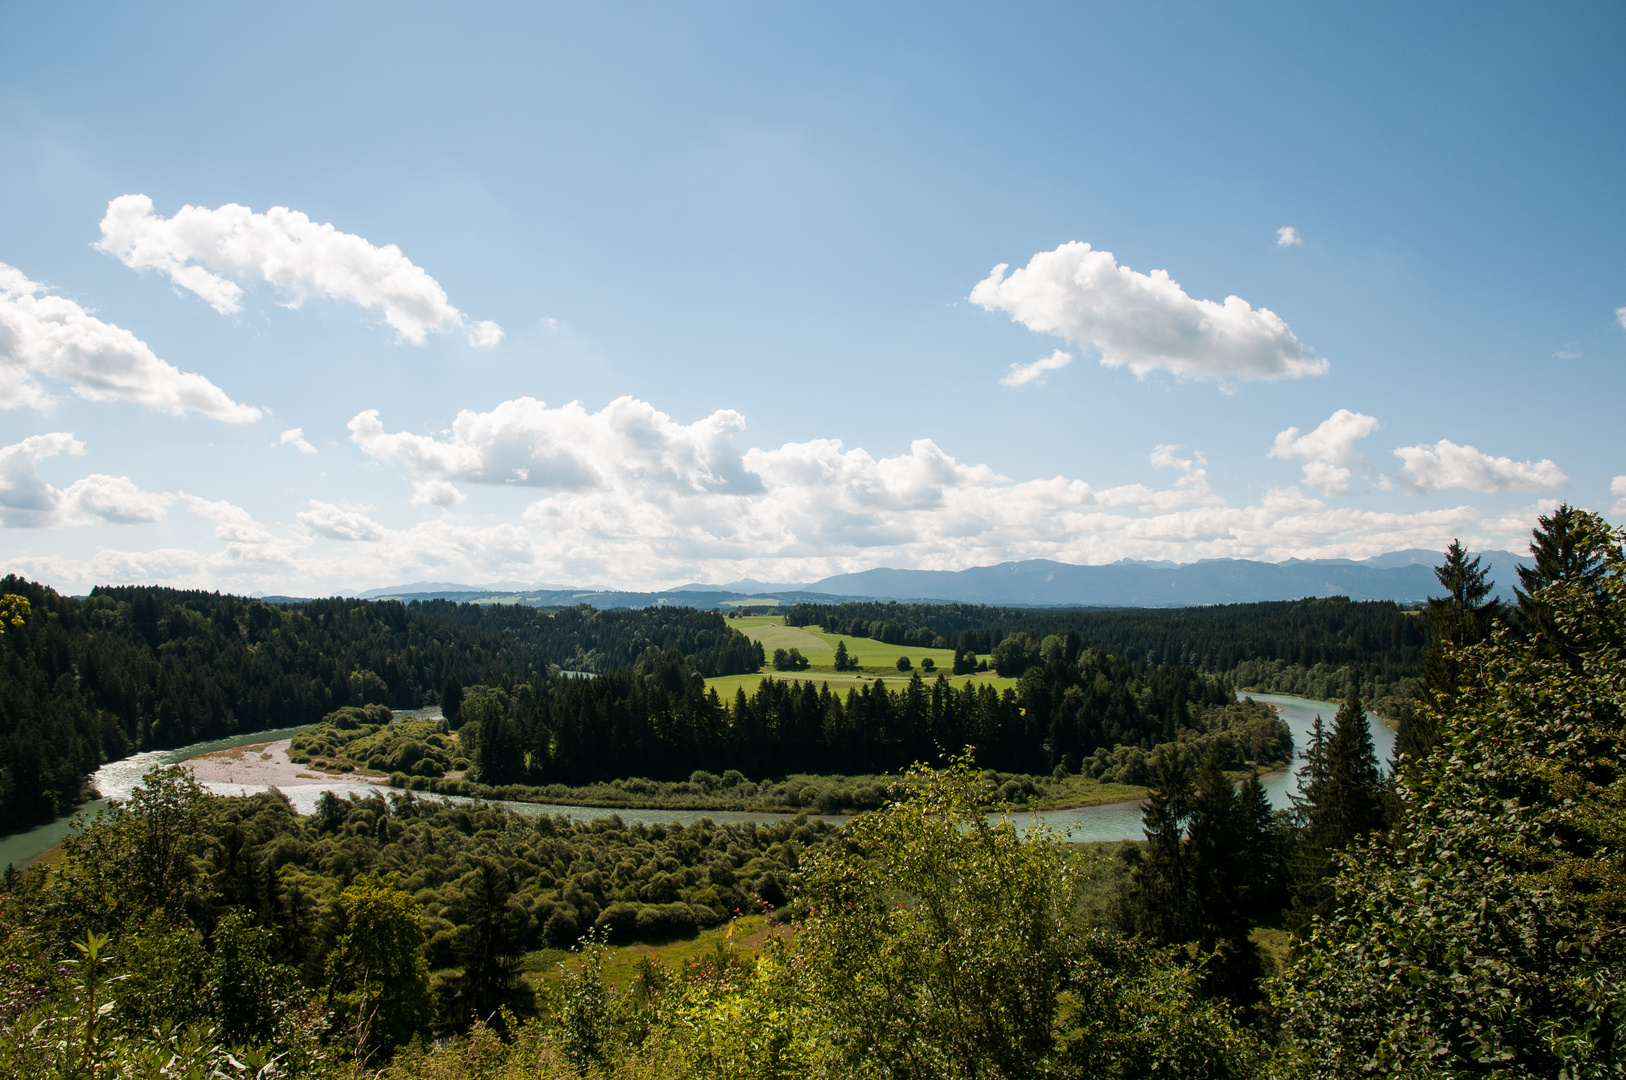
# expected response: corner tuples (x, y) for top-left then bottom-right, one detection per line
(1406, 540), (1499, 766)
(1289, 691), (1383, 933)
(1186, 753), (1263, 1003)
(1514, 503), (1615, 667)
(1237, 772), (1286, 922)
(1129, 757), (1194, 943)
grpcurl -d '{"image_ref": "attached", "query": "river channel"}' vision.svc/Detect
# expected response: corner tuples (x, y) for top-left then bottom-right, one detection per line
(0, 692), (1390, 869)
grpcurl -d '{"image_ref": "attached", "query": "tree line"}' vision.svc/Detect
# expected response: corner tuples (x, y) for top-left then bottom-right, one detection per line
(789, 593), (1427, 681)
(445, 642), (1289, 789)
(0, 582), (763, 832)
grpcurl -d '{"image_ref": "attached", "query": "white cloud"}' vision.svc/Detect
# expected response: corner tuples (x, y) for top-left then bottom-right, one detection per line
(1611, 475), (1626, 515)
(1616, 306), (1626, 330)
(296, 500), (387, 542)
(969, 241), (1327, 382)
(0, 432), (174, 528)
(279, 427), (317, 455)
(1276, 226), (1302, 247)
(97, 194), (502, 347)
(1392, 440), (1567, 494)
(1269, 409), (1381, 495)
(3, 395), (1571, 595)
(182, 494), (299, 568)
(349, 396), (764, 496)
(999, 349), (1073, 387)
(411, 480), (467, 507)
(0, 262), (262, 421)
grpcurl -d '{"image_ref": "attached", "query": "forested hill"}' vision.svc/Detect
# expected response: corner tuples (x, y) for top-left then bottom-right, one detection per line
(789, 596), (1425, 677)
(0, 578), (761, 832)
(410, 600), (763, 677)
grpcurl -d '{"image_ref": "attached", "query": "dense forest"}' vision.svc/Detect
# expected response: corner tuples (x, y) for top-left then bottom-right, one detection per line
(409, 600), (763, 679)
(790, 595), (1428, 717)
(790, 594), (1424, 674)
(0, 581), (761, 832)
(440, 643), (1286, 788)
(0, 509), (1620, 1076)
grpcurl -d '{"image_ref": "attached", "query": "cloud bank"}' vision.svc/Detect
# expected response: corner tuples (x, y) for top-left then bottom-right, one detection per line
(0, 263), (261, 421)
(1392, 440), (1567, 494)
(97, 195), (502, 347)
(2, 396), (1573, 595)
(0, 433), (174, 528)
(970, 241), (1327, 381)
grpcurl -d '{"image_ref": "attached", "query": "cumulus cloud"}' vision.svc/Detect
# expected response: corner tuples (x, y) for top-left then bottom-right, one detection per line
(969, 241), (1327, 381)
(279, 427), (317, 455)
(1611, 475), (1626, 515)
(0, 433), (174, 528)
(1616, 306), (1626, 330)
(1000, 349), (1073, 387)
(4, 395), (1570, 595)
(1392, 440), (1567, 494)
(97, 194), (502, 347)
(412, 480), (466, 507)
(297, 500), (387, 542)
(1276, 226), (1302, 247)
(1269, 409), (1381, 495)
(0, 263), (262, 421)
(349, 396), (764, 496)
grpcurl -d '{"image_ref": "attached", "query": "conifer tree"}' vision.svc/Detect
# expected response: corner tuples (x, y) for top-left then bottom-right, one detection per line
(1237, 772), (1287, 921)
(1404, 540), (1499, 767)
(1130, 757), (1194, 943)
(1514, 503), (1617, 667)
(1289, 691), (1383, 933)
(1187, 752), (1263, 1003)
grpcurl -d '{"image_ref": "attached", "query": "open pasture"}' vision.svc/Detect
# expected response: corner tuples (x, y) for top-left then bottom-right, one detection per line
(712, 615), (1015, 697)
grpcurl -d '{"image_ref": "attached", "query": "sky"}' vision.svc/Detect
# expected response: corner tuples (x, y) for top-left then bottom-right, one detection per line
(1, 1), (1623, 595)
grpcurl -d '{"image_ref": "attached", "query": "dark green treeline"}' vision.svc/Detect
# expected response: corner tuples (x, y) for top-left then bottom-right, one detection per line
(464, 641), (1282, 787)
(789, 595), (1426, 682)
(0, 579), (761, 832)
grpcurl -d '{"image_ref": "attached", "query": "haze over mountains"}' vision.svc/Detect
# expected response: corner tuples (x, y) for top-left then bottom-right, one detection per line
(352, 549), (1531, 609)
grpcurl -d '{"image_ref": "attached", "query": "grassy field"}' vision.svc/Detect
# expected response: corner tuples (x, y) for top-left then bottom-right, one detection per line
(714, 615), (1018, 697)
(518, 913), (787, 992)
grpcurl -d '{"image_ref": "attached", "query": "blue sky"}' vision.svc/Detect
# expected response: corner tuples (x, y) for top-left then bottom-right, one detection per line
(1, 2), (1622, 593)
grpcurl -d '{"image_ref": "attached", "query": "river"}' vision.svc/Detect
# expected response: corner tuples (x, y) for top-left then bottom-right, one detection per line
(0, 692), (1391, 868)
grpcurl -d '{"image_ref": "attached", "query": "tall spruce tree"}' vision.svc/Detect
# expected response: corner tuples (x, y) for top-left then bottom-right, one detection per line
(1186, 752), (1263, 1004)
(1289, 690), (1383, 934)
(1404, 540), (1499, 767)
(1130, 757), (1195, 944)
(1237, 772), (1287, 922)
(1514, 503), (1616, 668)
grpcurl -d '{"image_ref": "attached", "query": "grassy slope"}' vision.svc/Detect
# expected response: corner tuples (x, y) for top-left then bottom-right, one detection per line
(710, 615), (1019, 697)
(518, 914), (787, 992)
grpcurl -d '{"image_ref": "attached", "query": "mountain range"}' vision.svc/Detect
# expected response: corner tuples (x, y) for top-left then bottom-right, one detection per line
(350, 548), (1531, 609)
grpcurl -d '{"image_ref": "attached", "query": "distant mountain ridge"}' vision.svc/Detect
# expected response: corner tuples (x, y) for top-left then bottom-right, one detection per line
(353, 548), (1530, 609)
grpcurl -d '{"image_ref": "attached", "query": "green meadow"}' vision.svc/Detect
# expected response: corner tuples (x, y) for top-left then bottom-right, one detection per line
(707, 614), (1019, 697)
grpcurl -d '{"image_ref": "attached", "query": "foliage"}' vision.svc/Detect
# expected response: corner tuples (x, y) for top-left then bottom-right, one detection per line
(1273, 524), (1626, 1077)
(0, 579), (762, 831)
(1286, 691), (1385, 933)
(325, 873), (435, 1056)
(413, 599), (765, 680)
(290, 707), (467, 778)
(789, 595), (1428, 682)
(770, 647), (809, 671)
(792, 755), (1264, 1078)
(0, 593), (27, 635)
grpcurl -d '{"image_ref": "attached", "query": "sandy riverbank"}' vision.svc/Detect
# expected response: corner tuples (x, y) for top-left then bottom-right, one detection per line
(183, 739), (386, 788)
